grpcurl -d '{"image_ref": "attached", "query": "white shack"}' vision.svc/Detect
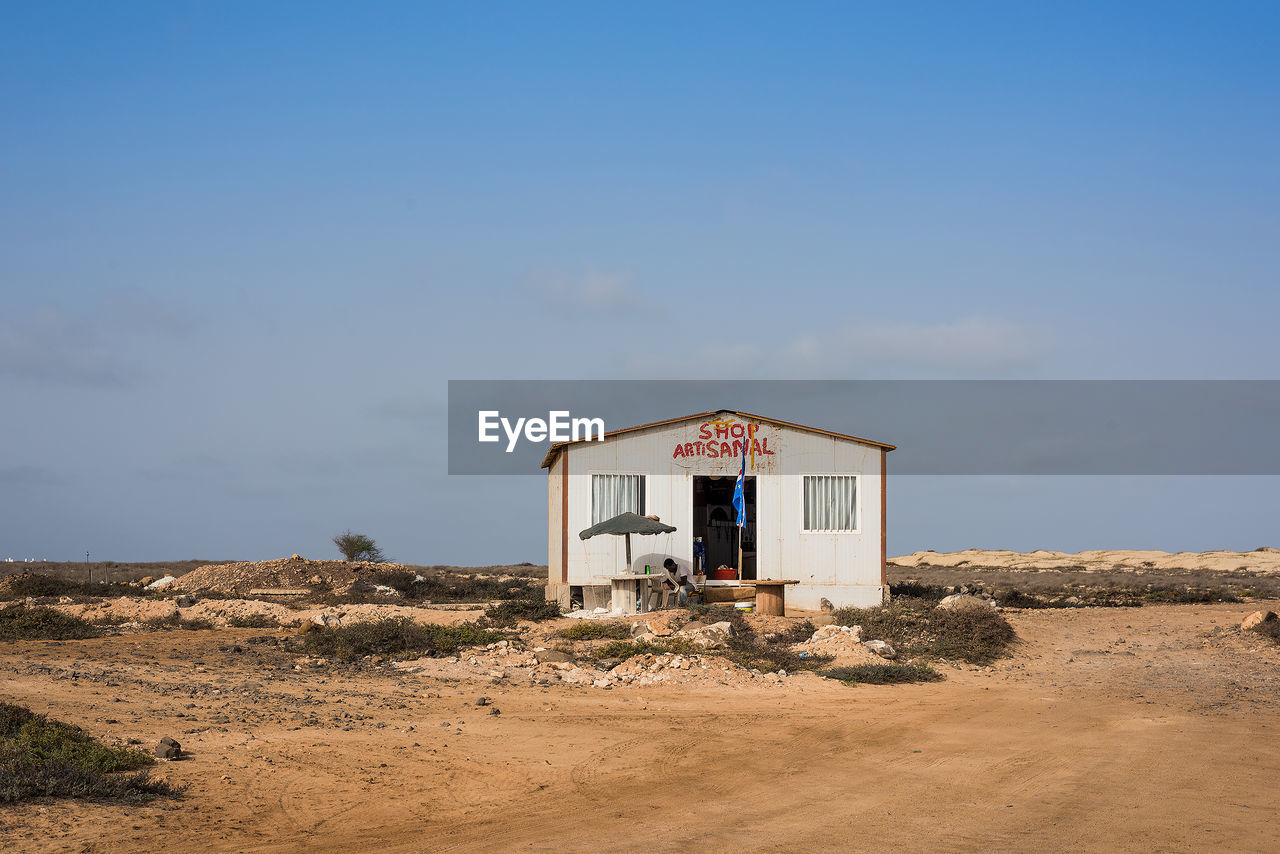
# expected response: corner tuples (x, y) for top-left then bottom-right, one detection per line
(543, 410), (894, 611)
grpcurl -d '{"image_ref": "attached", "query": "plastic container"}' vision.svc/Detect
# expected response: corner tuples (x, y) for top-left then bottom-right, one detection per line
(710, 568), (738, 581)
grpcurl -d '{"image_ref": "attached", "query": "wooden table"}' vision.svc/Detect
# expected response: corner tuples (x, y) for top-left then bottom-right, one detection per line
(750, 580), (800, 616)
(608, 574), (660, 615)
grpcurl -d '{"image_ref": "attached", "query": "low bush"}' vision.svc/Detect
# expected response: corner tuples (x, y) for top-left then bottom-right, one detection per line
(371, 570), (540, 603)
(888, 581), (949, 601)
(140, 614), (215, 631)
(1251, 620), (1280, 644)
(1142, 587), (1240, 604)
(722, 631), (831, 673)
(556, 621), (630, 641)
(994, 590), (1053, 609)
(696, 610), (831, 673)
(769, 620), (818, 645)
(686, 604), (744, 623)
(0, 605), (103, 641)
(299, 618), (504, 660)
(832, 601), (1016, 665)
(925, 607), (1017, 663)
(591, 637), (702, 661)
(0, 702), (181, 803)
(822, 663), (943, 684)
(482, 595), (562, 627)
(0, 573), (134, 600)
(227, 614), (280, 629)
(87, 614), (133, 627)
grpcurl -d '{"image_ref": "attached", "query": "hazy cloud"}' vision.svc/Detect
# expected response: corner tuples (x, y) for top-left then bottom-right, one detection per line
(375, 396), (447, 421)
(0, 306), (128, 386)
(0, 294), (198, 387)
(536, 270), (656, 313)
(0, 465), (63, 486)
(612, 317), (1048, 379)
(785, 317), (1051, 378)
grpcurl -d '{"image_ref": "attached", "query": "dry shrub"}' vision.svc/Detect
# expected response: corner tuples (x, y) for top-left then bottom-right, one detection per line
(556, 622), (630, 641)
(140, 614), (215, 631)
(481, 594), (562, 627)
(684, 610), (830, 673)
(370, 569), (540, 604)
(591, 637), (701, 661)
(1251, 620), (1280, 644)
(0, 573), (133, 599)
(0, 605), (102, 641)
(227, 614), (280, 629)
(832, 601), (1016, 665)
(299, 618), (503, 660)
(1, 702), (182, 803)
(888, 581), (949, 601)
(822, 663), (942, 684)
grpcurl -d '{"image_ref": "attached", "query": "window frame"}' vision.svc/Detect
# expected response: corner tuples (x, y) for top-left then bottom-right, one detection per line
(589, 471), (648, 525)
(800, 473), (861, 533)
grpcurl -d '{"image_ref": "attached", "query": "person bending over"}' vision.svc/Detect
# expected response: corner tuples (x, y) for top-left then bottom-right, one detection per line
(663, 558), (696, 606)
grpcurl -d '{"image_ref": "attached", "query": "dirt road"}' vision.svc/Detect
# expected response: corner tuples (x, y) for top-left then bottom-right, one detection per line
(3, 602), (1278, 853)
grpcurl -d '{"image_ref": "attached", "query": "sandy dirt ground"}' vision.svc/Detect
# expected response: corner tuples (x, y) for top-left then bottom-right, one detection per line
(3, 602), (1279, 853)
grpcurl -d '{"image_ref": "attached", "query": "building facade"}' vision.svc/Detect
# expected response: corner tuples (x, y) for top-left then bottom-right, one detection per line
(544, 410), (893, 610)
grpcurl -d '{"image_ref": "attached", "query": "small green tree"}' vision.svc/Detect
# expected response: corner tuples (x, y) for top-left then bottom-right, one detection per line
(332, 530), (386, 563)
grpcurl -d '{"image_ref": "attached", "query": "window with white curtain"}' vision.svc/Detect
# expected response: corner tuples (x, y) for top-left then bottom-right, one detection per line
(591, 473), (645, 524)
(803, 475), (858, 531)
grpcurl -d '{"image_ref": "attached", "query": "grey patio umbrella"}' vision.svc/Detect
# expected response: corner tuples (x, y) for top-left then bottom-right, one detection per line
(579, 512), (677, 575)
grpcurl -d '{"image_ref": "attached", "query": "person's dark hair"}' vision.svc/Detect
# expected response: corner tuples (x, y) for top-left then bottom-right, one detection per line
(663, 558), (677, 569)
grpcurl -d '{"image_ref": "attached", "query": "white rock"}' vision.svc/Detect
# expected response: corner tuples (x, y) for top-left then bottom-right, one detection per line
(938, 593), (998, 611)
(146, 575), (177, 590)
(863, 640), (897, 659)
(1241, 610), (1277, 630)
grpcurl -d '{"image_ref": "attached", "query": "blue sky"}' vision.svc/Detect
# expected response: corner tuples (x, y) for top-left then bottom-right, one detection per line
(2, 2), (1277, 562)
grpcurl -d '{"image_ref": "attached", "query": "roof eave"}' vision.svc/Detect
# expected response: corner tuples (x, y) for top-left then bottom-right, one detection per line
(540, 408), (895, 469)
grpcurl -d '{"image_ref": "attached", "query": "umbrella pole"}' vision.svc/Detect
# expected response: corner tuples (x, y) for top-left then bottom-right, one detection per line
(625, 533), (632, 573)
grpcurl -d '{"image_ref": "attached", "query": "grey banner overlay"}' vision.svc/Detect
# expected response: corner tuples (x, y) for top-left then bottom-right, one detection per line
(447, 380), (1280, 475)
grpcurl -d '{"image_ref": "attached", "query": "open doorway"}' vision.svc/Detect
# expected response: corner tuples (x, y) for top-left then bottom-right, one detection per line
(692, 475), (756, 580)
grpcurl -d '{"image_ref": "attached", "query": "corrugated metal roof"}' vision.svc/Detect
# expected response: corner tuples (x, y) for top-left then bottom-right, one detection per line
(539, 409), (895, 468)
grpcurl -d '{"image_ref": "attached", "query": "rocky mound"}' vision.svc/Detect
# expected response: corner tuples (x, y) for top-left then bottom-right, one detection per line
(173, 555), (405, 596)
(791, 624), (884, 666)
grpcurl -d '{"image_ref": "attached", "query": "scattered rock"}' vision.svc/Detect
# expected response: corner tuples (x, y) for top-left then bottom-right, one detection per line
(937, 593), (998, 612)
(175, 594), (197, 608)
(155, 736), (181, 760)
(488, 708), (501, 716)
(476, 696), (491, 706)
(863, 640), (897, 659)
(641, 612), (683, 637)
(676, 621), (735, 649)
(535, 650), (573, 664)
(310, 613), (342, 628)
(808, 624), (863, 645)
(146, 576), (177, 591)
(1241, 610), (1278, 631)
